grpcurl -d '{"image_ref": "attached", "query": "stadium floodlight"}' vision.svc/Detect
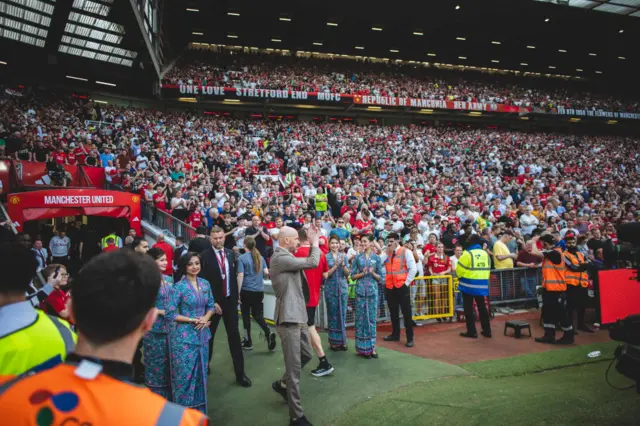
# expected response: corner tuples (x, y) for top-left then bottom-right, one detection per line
(458, 56), (466, 59)
(66, 75), (88, 81)
(327, 22), (338, 26)
(520, 62), (528, 66)
(192, 32), (203, 35)
(93, 100), (108, 104)
(186, 8), (199, 12)
(576, 68), (583, 71)
(355, 46), (364, 50)
(0, 60), (6, 64)
(545, 18), (550, 22)
(455, 5), (460, 10)
(413, 31), (423, 36)
(491, 41), (501, 44)
(589, 53), (597, 56)
(371, 27), (382, 31)
(618, 56), (626, 60)
(456, 37), (466, 41)
(595, 70), (602, 74)
(227, 12), (239, 16)
(390, 49), (399, 53)
(271, 38), (281, 42)
(313, 42), (322, 46)
(549, 65), (556, 69)
(527, 45), (536, 49)
(619, 29), (624, 33)
(279, 17), (291, 21)
(427, 53), (436, 56)
(492, 60), (499, 63)
(227, 34), (238, 38)
(96, 80), (116, 86)
(558, 49), (567, 52)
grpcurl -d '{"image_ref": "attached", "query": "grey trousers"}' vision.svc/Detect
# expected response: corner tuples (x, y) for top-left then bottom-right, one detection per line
(277, 322), (313, 419)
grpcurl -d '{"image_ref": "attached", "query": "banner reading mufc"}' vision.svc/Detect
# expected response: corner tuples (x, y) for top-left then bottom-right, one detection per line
(161, 84), (530, 113)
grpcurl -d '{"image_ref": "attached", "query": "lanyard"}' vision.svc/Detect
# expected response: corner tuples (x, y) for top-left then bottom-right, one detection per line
(216, 250), (227, 283)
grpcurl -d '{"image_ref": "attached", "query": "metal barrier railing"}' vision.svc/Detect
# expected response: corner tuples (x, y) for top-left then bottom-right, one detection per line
(321, 268), (540, 330)
(489, 267), (541, 305)
(140, 202), (197, 244)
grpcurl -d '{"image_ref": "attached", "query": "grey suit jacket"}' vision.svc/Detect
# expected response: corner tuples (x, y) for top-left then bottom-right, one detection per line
(270, 246), (321, 325)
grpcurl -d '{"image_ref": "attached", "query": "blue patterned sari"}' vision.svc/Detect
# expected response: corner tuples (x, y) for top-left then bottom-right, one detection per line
(324, 252), (349, 347)
(167, 276), (214, 414)
(143, 274), (174, 399)
(351, 252), (385, 355)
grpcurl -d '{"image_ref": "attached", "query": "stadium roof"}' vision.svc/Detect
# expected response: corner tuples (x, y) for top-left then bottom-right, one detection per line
(165, 0), (637, 85)
(535, 0), (640, 18)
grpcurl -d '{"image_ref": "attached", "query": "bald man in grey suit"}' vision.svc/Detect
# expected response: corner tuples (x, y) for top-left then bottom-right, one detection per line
(270, 226), (320, 426)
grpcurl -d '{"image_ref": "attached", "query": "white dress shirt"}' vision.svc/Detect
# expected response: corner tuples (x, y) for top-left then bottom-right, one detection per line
(380, 246), (418, 287)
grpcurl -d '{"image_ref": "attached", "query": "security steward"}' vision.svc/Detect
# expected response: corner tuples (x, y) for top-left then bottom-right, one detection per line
(101, 230), (122, 249)
(563, 233), (593, 333)
(381, 233), (417, 347)
(314, 188), (328, 218)
(0, 250), (208, 426)
(0, 242), (76, 381)
(533, 234), (574, 344)
(456, 235), (492, 338)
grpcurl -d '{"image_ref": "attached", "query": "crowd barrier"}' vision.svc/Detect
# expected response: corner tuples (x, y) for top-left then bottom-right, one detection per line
(319, 268), (541, 329)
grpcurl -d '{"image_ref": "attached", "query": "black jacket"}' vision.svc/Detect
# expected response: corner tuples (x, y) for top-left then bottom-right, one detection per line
(199, 246), (238, 302)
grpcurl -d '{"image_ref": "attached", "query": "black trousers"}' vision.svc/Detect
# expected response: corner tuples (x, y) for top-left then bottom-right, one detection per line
(240, 290), (270, 342)
(385, 285), (414, 341)
(462, 292), (491, 336)
(52, 256), (69, 268)
(566, 285), (588, 328)
(209, 295), (245, 380)
(542, 291), (572, 335)
(133, 340), (144, 382)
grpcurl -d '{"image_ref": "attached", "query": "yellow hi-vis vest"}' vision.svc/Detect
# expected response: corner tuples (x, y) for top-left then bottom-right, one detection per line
(0, 309), (76, 379)
(315, 193), (328, 212)
(456, 248), (491, 296)
(101, 234), (121, 249)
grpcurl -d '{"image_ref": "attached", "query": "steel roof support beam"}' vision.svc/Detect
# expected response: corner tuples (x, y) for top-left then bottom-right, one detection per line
(128, 0), (160, 78)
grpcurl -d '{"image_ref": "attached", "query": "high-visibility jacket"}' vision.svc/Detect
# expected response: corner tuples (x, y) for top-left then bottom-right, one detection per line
(384, 247), (409, 289)
(455, 248), (491, 297)
(284, 172), (295, 187)
(542, 248), (566, 292)
(564, 250), (588, 288)
(0, 309), (76, 380)
(315, 193), (328, 212)
(0, 361), (207, 426)
(101, 234), (121, 249)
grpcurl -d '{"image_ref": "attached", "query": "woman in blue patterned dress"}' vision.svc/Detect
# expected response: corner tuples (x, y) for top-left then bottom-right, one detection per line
(143, 248), (174, 399)
(323, 236), (351, 351)
(350, 234), (385, 359)
(167, 252), (215, 414)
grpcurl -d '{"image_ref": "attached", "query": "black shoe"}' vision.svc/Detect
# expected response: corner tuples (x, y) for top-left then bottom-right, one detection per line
(272, 380), (288, 401)
(268, 331), (277, 351)
(555, 331), (574, 345)
(290, 415), (313, 426)
(578, 325), (594, 333)
(481, 331), (492, 338)
(340, 345), (348, 351)
(383, 335), (400, 342)
(237, 375), (252, 387)
(436, 318), (442, 323)
(460, 332), (478, 339)
(535, 335), (556, 344)
(405, 340), (414, 348)
(311, 362), (334, 377)
(329, 346), (342, 351)
(371, 352), (379, 359)
(242, 338), (253, 351)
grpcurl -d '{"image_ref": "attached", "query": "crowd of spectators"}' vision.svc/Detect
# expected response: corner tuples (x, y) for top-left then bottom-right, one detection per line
(163, 50), (640, 113)
(1, 90), (639, 282)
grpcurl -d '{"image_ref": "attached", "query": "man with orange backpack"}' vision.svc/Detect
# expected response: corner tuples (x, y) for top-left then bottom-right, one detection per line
(0, 250), (208, 426)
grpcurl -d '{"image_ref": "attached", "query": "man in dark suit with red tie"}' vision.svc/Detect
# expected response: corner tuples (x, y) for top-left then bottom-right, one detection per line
(199, 226), (252, 387)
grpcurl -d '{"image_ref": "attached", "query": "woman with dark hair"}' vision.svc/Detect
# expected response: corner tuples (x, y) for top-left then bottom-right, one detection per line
(167, 252), (214, 413)
(323, 235), (350, 351)
(142, 247), (174, 400)
(237, 236), (275, 351)
(351, 234), (384, 359)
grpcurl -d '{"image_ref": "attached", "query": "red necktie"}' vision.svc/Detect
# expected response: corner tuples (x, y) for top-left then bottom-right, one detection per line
(216, 250), (227, 297)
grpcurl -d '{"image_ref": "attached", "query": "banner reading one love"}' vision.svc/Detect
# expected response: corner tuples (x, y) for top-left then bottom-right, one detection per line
(161, 84), (531, 113)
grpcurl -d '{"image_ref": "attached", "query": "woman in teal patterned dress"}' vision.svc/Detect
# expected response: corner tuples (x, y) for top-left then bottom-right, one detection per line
(143, 248), (174, 399)
(167, 252), (215, 414)
(350, 234), (385, 359)
(323, 236), (351, 351)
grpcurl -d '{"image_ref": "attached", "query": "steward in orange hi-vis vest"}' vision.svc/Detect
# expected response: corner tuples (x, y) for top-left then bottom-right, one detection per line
(564, 234), (595, 334)
(0, 356), (207, 426)
(535, 235), (574, 345)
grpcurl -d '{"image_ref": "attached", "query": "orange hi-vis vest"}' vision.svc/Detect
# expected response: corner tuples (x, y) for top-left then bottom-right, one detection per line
(542, 247), (566, 292)
(564, 251), (588, 288)
(0, 362), (207, 426)
(385, 247), (408, 289)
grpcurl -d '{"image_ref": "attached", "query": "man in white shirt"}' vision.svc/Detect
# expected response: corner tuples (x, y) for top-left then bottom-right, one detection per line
(520, 206), (539, 236)
(49, 229), (71, 266)
(559, 220), (580, 239)
(380, 233), (418, 347)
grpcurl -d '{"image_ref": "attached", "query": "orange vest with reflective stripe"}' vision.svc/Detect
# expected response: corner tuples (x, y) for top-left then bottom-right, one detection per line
(0, 364), (207, 426)
(542, 247), (566, 292)
(385, 247), (409, 289)
(564, 251), (588, 288)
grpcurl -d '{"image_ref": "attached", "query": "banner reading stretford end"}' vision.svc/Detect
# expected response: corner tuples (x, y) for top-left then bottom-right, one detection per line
(161, 84), (531, 114)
